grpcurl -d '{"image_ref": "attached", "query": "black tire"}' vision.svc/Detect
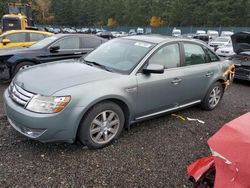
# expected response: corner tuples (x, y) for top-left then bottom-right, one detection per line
(78, 101), (125, 149)
(201, 82), (224, 111)
(14, 61), (35, 76)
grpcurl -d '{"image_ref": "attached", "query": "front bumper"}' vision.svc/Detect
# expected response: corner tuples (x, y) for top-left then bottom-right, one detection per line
(4, 89), (85, 143)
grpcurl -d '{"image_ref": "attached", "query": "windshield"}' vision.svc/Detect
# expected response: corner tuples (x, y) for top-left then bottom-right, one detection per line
(29, 35), (59, 49)
(84, 39), (155, 74)
(214, 37), (229, 43)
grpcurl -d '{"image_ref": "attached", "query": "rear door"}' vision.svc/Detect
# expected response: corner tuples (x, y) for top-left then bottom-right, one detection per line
(178, 42), (220, 103)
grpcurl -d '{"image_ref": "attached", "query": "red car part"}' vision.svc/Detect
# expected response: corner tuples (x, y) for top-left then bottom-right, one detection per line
(187, 155), (215, 182)
(187, 113), (250, 188)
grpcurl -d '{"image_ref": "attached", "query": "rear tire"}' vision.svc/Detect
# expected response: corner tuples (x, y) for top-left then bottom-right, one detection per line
(14, 61), (35, 76)
(201, 82), (224, 111)
(78, 101), (125, 149)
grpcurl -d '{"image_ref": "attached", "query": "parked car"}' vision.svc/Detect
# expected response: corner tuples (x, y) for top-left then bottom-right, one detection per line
(187, 112), (250, 188)
(172, 28), (181, 37)
(0, 34), (106, 82)
(209, 37), (232, 51)
(129, 29), (137, 35)
(137, 28), (144, 35)
(4, 35), (234, 149)
(193, 34), (209, 43)
(221, 31), (234, 38)
(196, 30), (206, 35)
(96, 31), (114, 40)
(0, 30), (53, 49)
(230, 32), (250, 81)
(216, 45), (235, 57)
(207, 30), (219, 40)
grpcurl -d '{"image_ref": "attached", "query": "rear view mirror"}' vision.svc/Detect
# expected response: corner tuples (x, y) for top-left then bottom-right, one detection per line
(143, 64), (164, 74)
(2, 39), (11, 45)
(49, 45), (60, 52)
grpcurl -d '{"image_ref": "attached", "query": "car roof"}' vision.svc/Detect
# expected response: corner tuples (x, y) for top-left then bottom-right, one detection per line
(53, 33), (106, 40)
(0, 30), (53, 37)
(122, 34), (206, 45)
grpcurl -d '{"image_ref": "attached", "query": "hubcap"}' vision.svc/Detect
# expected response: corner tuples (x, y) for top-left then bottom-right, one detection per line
(209, 86), (221, 108)
(90, 110), (120, 144)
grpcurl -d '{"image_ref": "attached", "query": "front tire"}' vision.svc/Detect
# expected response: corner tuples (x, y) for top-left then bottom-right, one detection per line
(201, 82), (224, 111)
(78, 101), (125, 149)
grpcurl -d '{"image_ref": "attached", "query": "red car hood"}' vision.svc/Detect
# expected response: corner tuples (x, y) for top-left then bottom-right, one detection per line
(208, 112), (250, 188)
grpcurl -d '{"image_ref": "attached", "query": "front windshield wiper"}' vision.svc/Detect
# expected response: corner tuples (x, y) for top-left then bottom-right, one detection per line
(83, 60), (113, 72)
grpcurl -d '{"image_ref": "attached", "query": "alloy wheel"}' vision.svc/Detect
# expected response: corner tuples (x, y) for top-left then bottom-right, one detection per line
(208, 86), (221, 108)
(90, 110), (120, 144)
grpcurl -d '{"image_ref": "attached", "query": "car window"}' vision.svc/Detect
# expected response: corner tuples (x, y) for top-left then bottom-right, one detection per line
(207, 49), (220, 62)
(5, 33), (26, 43)
(30, 33), (45, 41)
(83, 37), (102, 48)
(183, 43), (207, 66)
(148, 44), (180, 69)
(52, 37), (80, 50)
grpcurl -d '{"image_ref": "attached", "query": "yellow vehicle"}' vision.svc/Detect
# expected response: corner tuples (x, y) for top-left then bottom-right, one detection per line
(0, 30), (53, 49)
(1, 3), (35, 33)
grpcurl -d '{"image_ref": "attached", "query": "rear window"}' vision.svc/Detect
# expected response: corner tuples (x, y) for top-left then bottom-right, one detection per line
(29, 33), (45, 41)
(83, 37), (102, 48)
(183, 43), (207, 66)
(5, 33), (26, 43)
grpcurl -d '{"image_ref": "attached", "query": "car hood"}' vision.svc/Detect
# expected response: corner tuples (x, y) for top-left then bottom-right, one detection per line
(231, 32), (250, 54)
(14, 60), (119, 95)
(208, 113), (250, 187)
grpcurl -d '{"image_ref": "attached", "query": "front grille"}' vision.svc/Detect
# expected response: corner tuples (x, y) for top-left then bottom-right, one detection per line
(8, 83), (34, 107)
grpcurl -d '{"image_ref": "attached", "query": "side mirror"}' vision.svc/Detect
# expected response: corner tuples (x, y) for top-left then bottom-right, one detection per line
(2, 39), (11, 45)
(143, 64), (164, 74)
(49, 45), (60, 53)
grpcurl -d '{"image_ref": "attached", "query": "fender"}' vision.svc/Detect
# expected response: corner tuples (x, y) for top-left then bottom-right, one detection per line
(6, 54), (39, 66)
(187, 155), (215, 182)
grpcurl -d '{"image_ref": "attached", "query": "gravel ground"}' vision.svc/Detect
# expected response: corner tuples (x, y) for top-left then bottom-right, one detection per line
(0, 80), (249, 188)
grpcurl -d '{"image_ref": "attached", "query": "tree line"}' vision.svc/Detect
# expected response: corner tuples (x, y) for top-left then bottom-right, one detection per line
(1, 0), (250, 27)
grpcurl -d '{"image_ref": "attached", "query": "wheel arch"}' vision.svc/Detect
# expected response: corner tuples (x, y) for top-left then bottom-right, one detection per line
(75, 96), (132, 141)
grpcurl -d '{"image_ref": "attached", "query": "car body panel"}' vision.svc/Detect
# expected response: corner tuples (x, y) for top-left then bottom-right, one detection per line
(188, 113), (250, 188)
(187, 155), (215, 182)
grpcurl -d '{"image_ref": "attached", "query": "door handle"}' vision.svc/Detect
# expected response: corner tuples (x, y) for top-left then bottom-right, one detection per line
(171, 78), (182, 85)
(74, 52), (82, 55)
(206, 72), (214, 77)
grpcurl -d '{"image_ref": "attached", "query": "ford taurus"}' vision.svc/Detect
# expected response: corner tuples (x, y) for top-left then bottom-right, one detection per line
(4, 35), (234, 149)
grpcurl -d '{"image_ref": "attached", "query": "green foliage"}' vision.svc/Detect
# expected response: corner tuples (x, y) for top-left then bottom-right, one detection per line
(0, 0), (249, 26)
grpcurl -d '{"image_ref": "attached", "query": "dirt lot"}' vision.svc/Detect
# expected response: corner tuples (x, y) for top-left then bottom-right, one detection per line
(0, 80), (249, 188)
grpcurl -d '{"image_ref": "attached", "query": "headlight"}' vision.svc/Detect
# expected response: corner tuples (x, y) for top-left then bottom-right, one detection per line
(26, 95), (71, 114)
